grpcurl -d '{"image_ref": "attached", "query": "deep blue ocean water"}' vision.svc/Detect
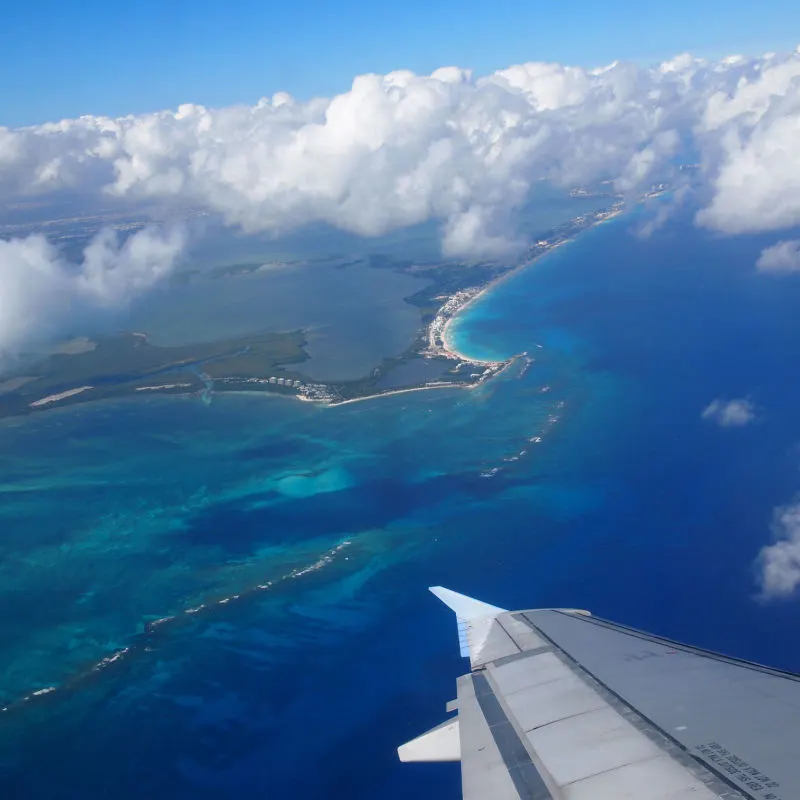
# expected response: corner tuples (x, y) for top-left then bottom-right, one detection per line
(2, 203), (800, 797)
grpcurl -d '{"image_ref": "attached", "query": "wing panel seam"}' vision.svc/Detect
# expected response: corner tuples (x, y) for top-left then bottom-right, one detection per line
(517, 613), (752, 800)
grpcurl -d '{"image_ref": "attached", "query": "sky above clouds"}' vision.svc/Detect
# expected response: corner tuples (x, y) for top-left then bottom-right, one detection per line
(3, 0), (800, 127)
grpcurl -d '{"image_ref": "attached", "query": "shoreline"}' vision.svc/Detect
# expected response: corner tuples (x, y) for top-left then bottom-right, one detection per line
(318, 351), (522, 408)
(440, 239), (570, 360)
(285, 202), (627, 407)
(326, 381), (470, 407)
(5, 201), (627, 418)
(438, 207), (624, 363)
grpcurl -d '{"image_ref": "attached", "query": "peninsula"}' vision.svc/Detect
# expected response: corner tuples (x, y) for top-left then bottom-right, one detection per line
(0, 195), (631, 418)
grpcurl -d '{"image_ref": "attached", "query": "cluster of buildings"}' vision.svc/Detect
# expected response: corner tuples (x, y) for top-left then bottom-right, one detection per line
(425, 287), (483, 354)
(267, 376), (302, 388)
(529, 202), (626, 258)
(218, 375), (303, 389)
(211, 372), (343, 404)
(215, 375), (342, 403)
(297, 383), (341, 403)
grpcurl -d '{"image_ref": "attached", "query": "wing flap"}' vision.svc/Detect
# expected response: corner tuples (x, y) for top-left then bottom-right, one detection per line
(398, 718), (460, 763)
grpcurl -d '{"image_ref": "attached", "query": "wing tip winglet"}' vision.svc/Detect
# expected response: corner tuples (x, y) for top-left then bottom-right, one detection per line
(428, 586), (507, 620)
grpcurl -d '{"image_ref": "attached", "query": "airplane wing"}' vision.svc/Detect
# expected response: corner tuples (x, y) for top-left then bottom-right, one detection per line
(398, 587), (800, 800)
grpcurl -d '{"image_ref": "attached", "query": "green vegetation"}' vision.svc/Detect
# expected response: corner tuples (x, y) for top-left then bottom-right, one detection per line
(201, 333), (307, 380)
(35, 330), (305, 389)
(0, 330), (308, 418)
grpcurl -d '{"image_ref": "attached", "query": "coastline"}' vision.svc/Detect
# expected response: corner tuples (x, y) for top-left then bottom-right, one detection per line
(2, 201), (627, 418)
(438, 206), (625, 363)
(329, 201), (628, 404)
(326, 381), (469, 407)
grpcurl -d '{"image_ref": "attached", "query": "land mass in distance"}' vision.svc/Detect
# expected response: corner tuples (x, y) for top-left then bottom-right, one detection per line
(0, 189), (664, 418)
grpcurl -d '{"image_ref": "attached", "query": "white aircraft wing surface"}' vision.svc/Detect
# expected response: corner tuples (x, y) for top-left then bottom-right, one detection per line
(399, 587), (800, 800)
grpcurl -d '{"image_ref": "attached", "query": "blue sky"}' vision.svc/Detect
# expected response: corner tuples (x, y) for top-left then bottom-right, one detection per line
(2, 0), (800, 127)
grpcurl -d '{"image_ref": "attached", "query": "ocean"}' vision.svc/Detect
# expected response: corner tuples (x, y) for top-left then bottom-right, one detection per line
(2, 202), (800, 798)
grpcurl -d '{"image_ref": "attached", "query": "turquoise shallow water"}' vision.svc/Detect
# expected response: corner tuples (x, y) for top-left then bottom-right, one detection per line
(0, 355), (570, 705)
(3, 206), (800, 797)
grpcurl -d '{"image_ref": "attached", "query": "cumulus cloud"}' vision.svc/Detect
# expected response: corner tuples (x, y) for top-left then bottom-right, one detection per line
(695, 51), (800, 234)
(0, 49), (797, 260)
(2, 49), (800, 355)
(0, 225), (185, 360)
(701, 398), (756, 427)
(757, 501), (800, 600)
(756, 239), (800, 272)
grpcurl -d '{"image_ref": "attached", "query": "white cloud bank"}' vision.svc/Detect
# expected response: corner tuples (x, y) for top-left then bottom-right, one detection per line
(757, 501), (800, 599)
(3, 49), (800, 248)
(757, 239), (800, 272)
(701, 398), (757, 427)
(4, 47), (800, 355)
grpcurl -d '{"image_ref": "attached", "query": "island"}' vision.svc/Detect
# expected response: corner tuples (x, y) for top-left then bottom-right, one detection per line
(0, 194), (635, 418)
